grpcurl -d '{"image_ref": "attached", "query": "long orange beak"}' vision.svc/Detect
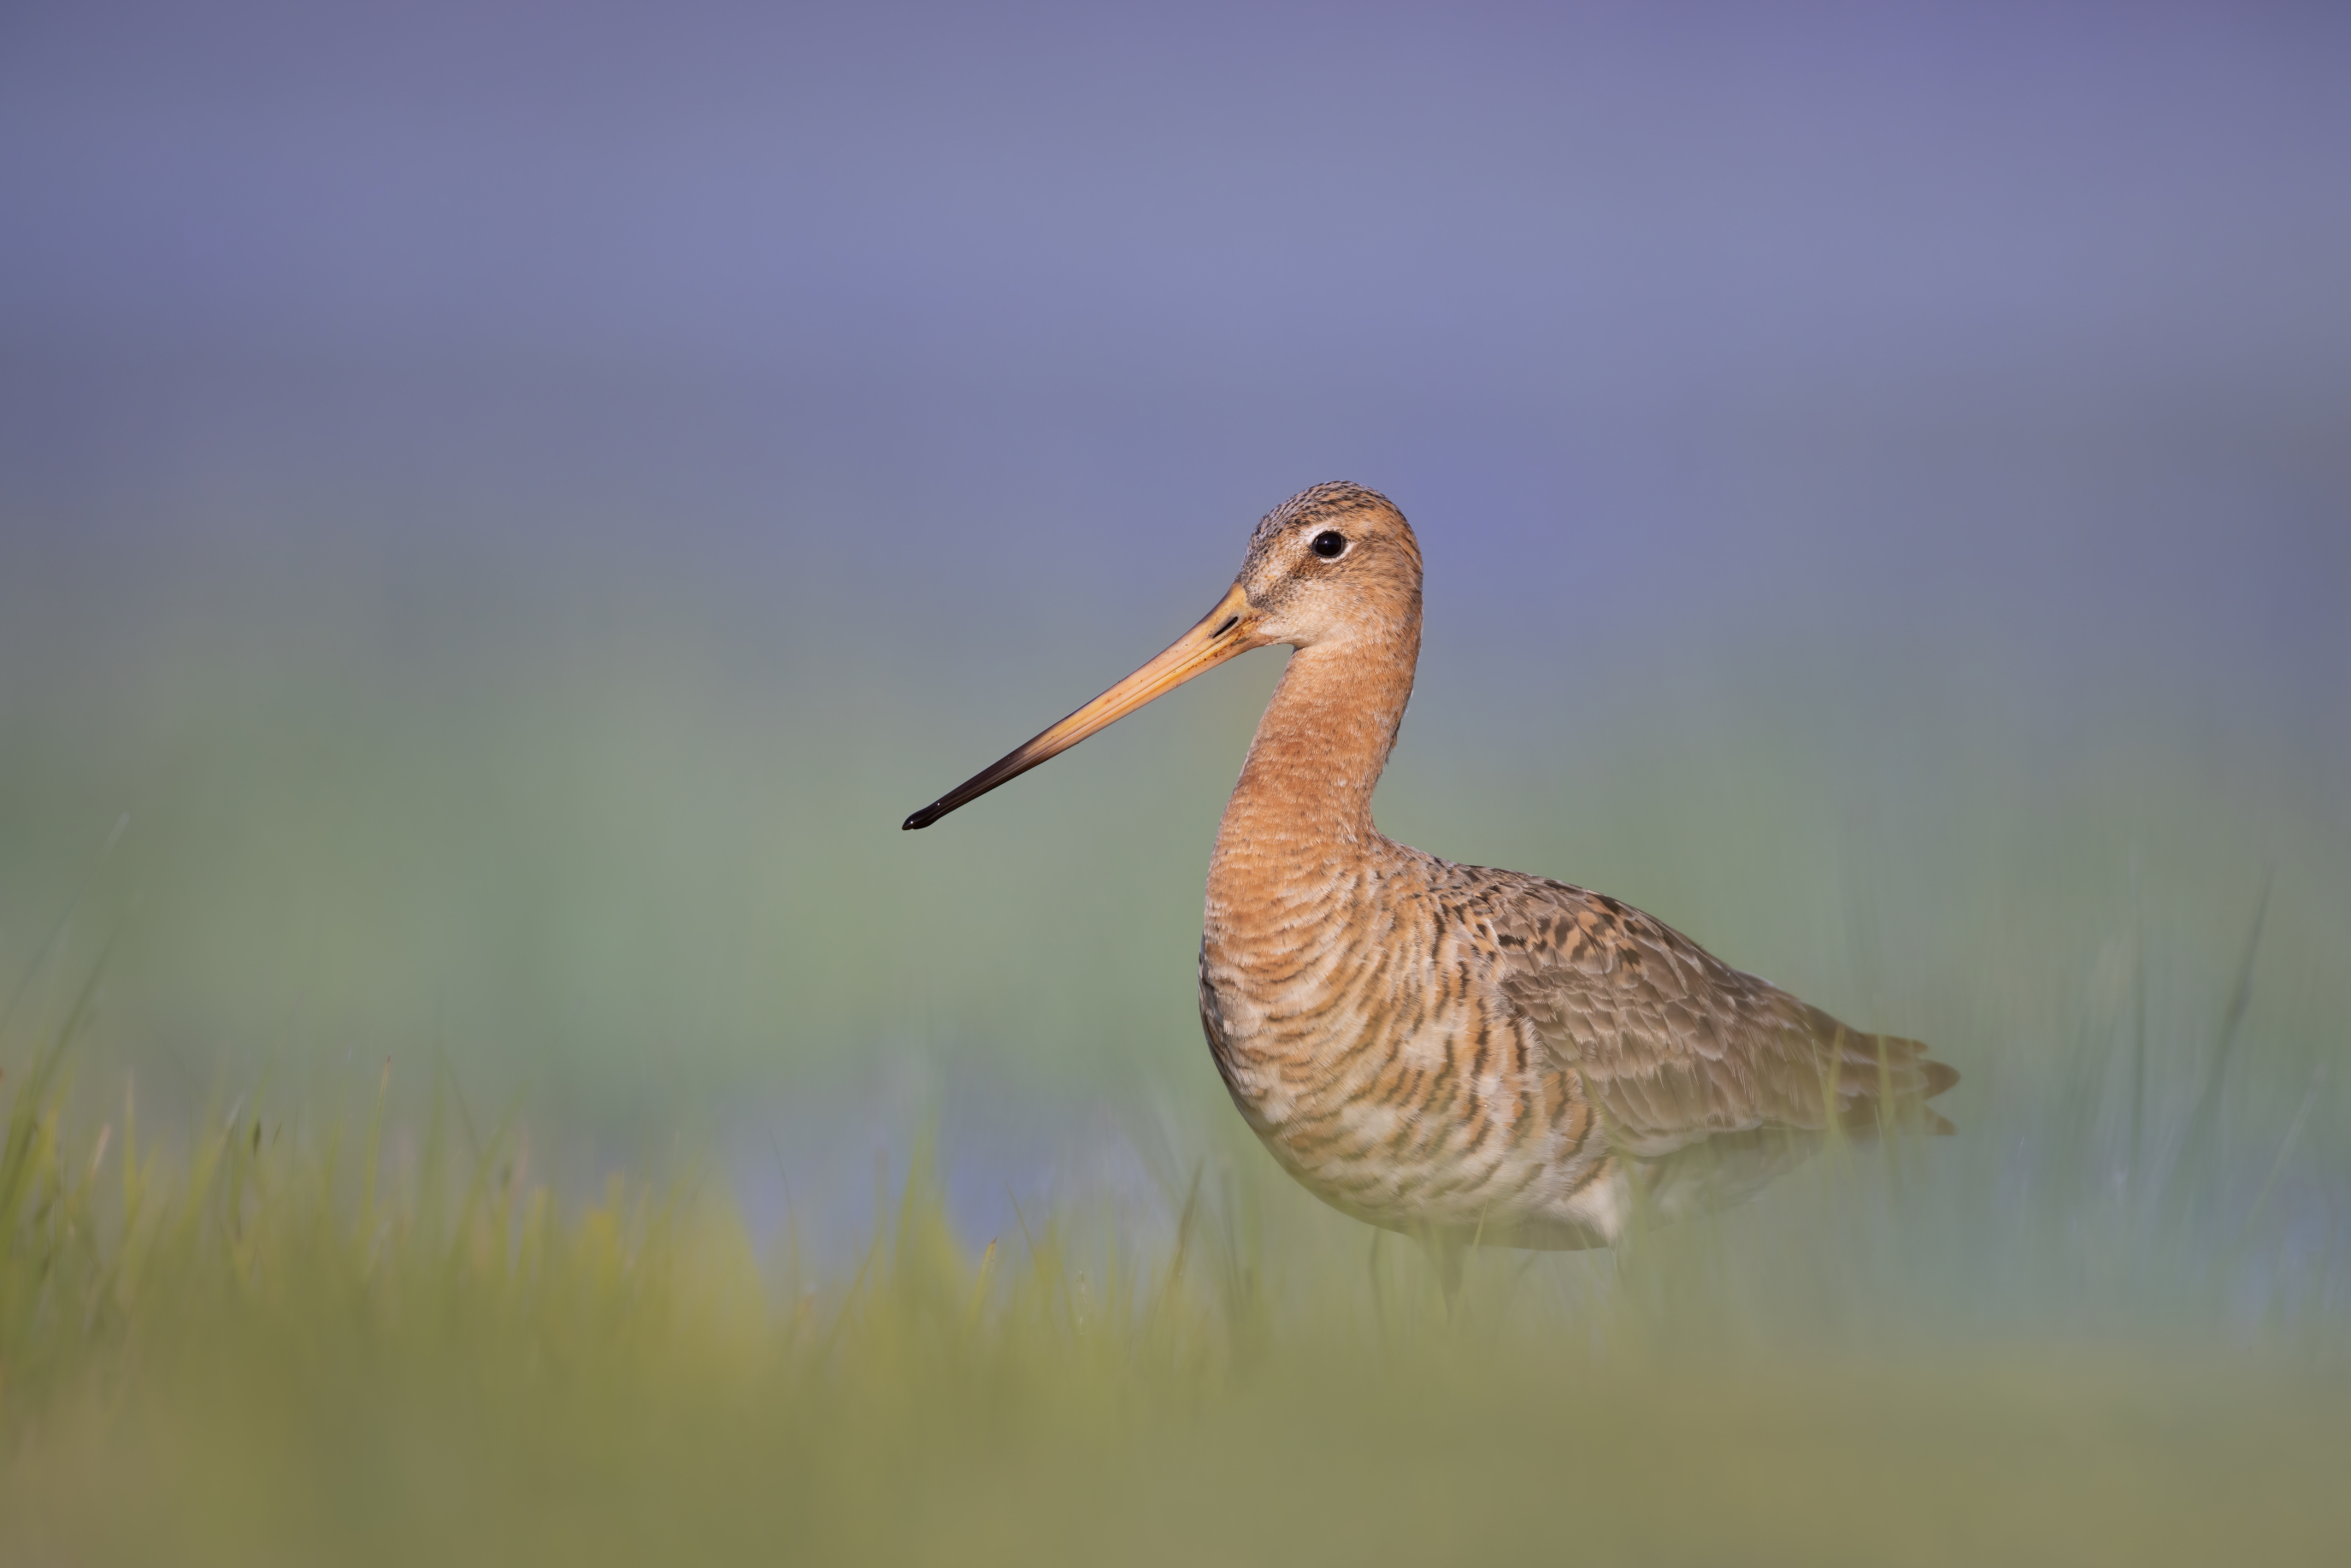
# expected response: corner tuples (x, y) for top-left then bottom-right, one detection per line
(903, 582), (1259, 830)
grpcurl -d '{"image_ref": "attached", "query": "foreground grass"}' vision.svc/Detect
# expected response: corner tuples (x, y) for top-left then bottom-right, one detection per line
(4, 1019), (2348, 1568)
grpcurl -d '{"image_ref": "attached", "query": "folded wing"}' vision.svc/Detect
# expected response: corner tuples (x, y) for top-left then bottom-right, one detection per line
(1473, 873), (1957, 1158)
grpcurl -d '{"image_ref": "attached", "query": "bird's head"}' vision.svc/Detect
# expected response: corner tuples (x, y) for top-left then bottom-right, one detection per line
(1228, 481), (1423, 651)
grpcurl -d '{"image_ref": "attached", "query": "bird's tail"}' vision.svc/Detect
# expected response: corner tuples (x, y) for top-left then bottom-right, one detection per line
(1815, 1011), (1959, 1138)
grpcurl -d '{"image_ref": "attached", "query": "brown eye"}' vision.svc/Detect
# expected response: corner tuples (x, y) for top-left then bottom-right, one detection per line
(1311, 530), (1346, 558)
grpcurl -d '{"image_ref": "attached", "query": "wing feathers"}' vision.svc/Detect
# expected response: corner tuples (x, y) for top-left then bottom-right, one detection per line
(1473, 871), (1958, 1158)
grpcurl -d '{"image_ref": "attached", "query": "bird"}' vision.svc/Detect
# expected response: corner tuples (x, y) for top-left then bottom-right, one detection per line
(904, 482), (1956, 1293)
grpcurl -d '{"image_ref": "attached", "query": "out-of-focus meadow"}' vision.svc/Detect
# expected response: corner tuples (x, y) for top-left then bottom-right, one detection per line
(4, 3), (2349, 1561)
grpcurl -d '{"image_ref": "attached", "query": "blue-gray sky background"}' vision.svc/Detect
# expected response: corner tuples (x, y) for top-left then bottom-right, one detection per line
(3, 2), (2347, 1243)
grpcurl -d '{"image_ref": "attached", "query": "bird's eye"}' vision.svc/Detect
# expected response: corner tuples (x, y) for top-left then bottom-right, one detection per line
(1311, 530), (1346, 559)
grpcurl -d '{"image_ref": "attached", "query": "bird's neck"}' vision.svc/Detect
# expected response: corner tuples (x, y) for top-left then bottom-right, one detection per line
(1207, 621), (1420, 923)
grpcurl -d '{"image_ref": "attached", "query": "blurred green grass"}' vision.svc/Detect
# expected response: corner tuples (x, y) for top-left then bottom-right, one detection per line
(3, 538), (2347, 1561)
(3, 1028), (2346, 1565)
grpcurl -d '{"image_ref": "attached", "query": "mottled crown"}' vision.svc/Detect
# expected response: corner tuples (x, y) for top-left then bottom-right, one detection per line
(1248, 481), (1403, 551)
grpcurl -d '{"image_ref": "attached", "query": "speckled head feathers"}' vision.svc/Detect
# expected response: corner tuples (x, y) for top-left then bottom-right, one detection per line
(1248, 480), (1400, 545)
(1234, 482), (1423, 651)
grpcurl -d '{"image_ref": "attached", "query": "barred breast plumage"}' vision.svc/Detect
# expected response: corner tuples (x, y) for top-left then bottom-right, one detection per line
(907, 481), (1957, 1270)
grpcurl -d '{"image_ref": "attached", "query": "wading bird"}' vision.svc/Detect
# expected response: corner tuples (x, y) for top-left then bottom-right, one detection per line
(905, 483), (1955, 1291)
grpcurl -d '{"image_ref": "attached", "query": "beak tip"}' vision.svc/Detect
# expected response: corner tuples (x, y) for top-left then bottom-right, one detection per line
(902, 805), (937, 831)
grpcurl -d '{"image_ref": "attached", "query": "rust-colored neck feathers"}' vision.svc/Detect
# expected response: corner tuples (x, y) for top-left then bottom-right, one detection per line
(1217, 617), (1418, 855)
(1207, 500), (1423, 942)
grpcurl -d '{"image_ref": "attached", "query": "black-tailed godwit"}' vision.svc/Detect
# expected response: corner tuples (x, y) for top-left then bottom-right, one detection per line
(906, 483), (1956, 1284)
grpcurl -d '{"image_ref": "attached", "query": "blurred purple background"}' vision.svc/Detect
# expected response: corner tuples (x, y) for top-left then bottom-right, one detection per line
(6, 2), (2344, 663)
